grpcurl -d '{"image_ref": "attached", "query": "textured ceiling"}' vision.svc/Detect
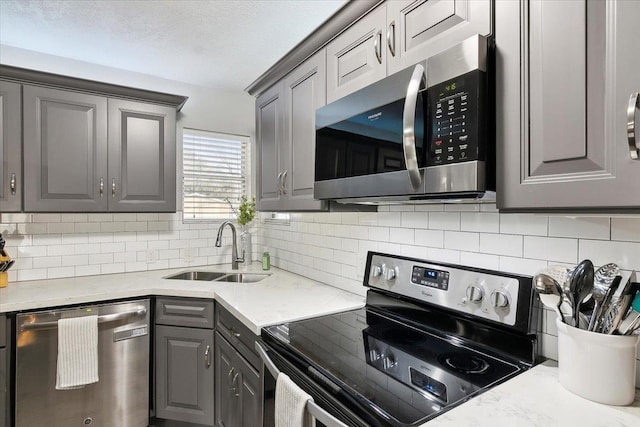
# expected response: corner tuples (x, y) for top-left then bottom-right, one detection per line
(0, 0), (347, 91)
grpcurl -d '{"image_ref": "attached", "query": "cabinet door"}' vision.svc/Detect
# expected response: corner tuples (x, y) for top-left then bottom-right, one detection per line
(256, 83), (284, 211)
(0, 81), (21, 212)
(326, 5), (387, 103)
(386, 0), (491, 74)
(282, 50), (328, 211)
(155, 325), (214, 426)
(23, 85), (108, 212)
(108, 99), (176, 212)
(497, 0), (640, 210)
(0, 347), (6, 427)
(215, 333), (262, 427)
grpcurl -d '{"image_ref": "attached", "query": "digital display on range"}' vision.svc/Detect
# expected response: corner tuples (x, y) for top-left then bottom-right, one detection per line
(410, 367), (448, 402)
(411, 266), (449, 290)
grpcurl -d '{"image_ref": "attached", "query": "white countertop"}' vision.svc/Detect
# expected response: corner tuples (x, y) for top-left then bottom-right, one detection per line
(426, 361), (640, 427)
(3, 266), (639, 426)
(0, 263), (365, 335)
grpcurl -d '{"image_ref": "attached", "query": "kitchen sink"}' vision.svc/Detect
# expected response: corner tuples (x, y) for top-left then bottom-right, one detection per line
(215, 273), (270, 283)
(164, 271), (228, 281)
(164, 271), (270, 283)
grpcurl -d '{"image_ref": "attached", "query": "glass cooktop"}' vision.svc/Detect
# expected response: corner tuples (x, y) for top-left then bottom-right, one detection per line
(262, 306), (522, 426)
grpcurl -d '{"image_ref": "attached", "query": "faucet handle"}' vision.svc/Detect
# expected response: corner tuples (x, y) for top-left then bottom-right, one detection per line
(236, 249), (245, 264)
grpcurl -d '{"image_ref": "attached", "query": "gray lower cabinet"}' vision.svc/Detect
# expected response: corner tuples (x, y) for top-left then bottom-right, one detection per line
(1, 314), (8, 427)
(497, 0), (640, 211)
(155, 325), (214, 426)
(256, 50), (328, 212)
(0, 80), (22, 212)
(22, 84), (177, 212)
(214, 332), (261, 427)
(155, 298), (215, 426)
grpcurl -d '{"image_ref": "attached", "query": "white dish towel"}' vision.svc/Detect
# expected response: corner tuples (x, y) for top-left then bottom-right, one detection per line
(275, 372), (315, 427)
(56, 315), (99, 390)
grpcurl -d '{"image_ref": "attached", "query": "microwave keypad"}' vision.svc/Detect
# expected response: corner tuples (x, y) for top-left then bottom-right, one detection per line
(427, 71), (485, 167)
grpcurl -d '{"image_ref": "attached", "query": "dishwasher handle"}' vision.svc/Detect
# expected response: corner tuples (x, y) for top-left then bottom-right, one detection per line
(20, 307), (147, 332)
(255, 341), (350, 427)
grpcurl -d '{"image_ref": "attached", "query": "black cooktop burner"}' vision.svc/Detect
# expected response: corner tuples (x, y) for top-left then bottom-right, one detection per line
(439, 352), (491, 375)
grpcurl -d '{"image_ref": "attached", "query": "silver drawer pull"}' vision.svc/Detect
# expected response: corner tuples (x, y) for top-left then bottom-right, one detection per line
(229, 327), (241, 338)
(628, 92), (639, 160)
(204, 345), (211, 368)
(10, 173), (17, 195)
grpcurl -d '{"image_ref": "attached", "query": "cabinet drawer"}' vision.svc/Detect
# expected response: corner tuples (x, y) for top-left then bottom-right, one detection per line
(155, 298), (214, 329)
(0, 315), (5, 348)
(215, 303), (260, 369)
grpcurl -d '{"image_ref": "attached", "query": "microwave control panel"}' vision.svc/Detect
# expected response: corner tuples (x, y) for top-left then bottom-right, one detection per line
(427, 70), (486, 166)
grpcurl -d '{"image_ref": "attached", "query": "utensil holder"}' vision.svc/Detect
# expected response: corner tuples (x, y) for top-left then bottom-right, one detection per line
(556, 318), (639, 405)
(0, 272), (7, 288)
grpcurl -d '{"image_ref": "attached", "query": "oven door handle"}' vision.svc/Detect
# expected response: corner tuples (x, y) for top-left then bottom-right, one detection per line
(255, 341), (350, 427)
(402, 63), (426, 191)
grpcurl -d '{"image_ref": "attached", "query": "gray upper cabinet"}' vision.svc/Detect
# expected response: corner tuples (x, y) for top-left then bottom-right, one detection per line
(256, 51), (328, 211)
(386, 0), (491, 74)
(497, 0), (640, 211)
(22, 85), (177, 212)
(0, 81), (21, 212)
(23, 85), (109, 212)
(256, 83), (284, 211)
(108, 99), (176, 212)
(326, 5), (387, 104)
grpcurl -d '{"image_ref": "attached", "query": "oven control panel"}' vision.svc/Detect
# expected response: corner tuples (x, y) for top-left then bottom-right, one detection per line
(366, 253), (521, 327)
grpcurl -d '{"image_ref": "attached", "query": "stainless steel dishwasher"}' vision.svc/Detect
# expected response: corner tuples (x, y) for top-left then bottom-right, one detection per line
(15, 299), (150, 427)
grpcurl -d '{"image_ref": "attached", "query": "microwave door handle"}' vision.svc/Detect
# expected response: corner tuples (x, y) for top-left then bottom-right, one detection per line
(403, 63), (426, 190)
(255, 342), (350, 427)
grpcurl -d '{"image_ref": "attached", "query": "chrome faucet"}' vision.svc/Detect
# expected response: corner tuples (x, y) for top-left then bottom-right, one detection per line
(215, 221), (244, 270)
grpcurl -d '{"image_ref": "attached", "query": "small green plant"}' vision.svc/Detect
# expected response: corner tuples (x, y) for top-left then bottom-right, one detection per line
(228, 196), (256, 226)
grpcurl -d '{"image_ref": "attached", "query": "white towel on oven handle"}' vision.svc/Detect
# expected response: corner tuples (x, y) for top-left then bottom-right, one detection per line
(56, 315), (99, 390)
(275, 372), (315, 427)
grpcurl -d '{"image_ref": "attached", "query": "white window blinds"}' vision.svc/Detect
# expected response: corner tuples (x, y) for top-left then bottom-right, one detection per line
(183, 129), (249, 222)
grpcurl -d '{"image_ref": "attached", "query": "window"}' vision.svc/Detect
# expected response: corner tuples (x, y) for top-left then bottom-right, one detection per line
(182, 129), (250, 222)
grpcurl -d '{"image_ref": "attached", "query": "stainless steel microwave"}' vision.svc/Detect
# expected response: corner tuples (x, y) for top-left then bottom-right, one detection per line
(314, 34), (495, 204)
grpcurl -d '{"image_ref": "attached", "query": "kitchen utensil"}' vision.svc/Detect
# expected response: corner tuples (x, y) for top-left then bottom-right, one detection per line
(589, 263), (621, 331)
(598, 272), (635, 334)
(533, 273), (565, 322)
(2, 259), (14, 272)
(569, 260), (594, 327)
(618, 292), (640, 335)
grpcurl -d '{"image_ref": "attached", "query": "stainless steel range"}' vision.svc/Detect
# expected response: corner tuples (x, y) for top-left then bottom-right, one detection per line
(258, 252), (538, 426)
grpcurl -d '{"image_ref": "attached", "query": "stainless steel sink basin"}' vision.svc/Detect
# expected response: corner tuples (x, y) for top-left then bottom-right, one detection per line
(164, 271), (270, 283)
(164, 271), (227, 281)
(215, 273), (270, 283)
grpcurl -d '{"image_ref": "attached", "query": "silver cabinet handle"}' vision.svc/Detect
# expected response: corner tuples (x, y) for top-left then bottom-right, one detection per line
(111, 178), (116, 197)
(628, 92), (639, 160)
(276, 172), (283, 194)
(281, 170), (288, 195)
(387, 21), (396, 57)
(403, 63), (426, 190)
(99, 178), (104, 198)
(10, 173), (16, 195)
(20, 307), (147, 331)
(204, 345), (211, 368)
(231, 371), (240, 397)
(229, 327), (241, 338)
(228, 367), (235, 385)
(374, 30), (383, 64)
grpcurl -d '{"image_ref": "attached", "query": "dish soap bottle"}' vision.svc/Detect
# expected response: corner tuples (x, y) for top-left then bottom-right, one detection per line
(262, 251), (270, 270)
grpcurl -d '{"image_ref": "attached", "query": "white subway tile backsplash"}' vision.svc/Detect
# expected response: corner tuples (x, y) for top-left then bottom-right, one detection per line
(548, 217), (610, 240)
(48, 266), (75, 279)
(444, 231), (479, 252)
(611, 217), (640, 242)
(33, 256), (62, 269)
(400, 212), (428, 228)
(480, 233), (523, 257)
(33, 213), (61, 223)
(389, 227), (414, 245)
(428, 212), (460, 230)
(101, 222), (126, 233)
(414, 229), (444, 248)
(500, 214), (548, 236)
(524, 236), (577, 263)
(47, 222), (75, 234)
(460, 213), (499, 233)
(377, 212), (402, 227)
(369, 226), (390, 241)
(579, 239), (640, 270)
(461, 251), (500, 270)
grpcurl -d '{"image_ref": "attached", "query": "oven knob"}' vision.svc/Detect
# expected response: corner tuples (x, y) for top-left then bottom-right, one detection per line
(383, 266), (397, 281)
(369, 348), (381, 361)
(382, 354), (397, 370)
(491, 290), (510, 308)
(371, 265), (383, 278)
(466, 285), (484, 303)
